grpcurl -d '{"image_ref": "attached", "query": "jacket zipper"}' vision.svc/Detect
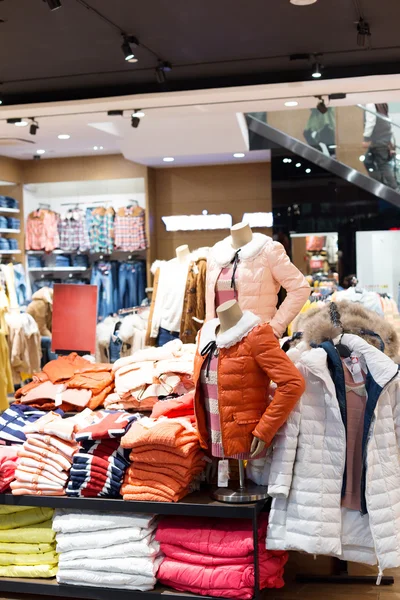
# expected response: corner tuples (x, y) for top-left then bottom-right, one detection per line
(215, 348), (225, 458)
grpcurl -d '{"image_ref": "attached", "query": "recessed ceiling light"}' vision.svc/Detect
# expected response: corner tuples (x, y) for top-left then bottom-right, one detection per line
(284, 101), (299, 107)
(163, 157), (175, 162)
(132, 111), (145, 118)
(36, 149), (46, 155)
(233, 153), (245, 158)
(295, 162), (301, 167)
(93, 146), (98, 150)
(290, 0), (317, 4)
(359, 155), (366, 162)
(58, 134), (70, 140)
(15, 120), (28, 127)
(99, 146), (104, 150)
(305, 168), (311, 173)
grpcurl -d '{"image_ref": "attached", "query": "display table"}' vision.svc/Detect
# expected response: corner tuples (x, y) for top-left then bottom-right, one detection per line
(0, 490), (268, 600)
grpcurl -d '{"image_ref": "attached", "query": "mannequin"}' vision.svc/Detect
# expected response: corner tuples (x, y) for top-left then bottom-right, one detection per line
(230, 222), (252, 249)
(175, 244), (191, 264)
(206, 223), (310, 337)
(216, 300), (266, 459)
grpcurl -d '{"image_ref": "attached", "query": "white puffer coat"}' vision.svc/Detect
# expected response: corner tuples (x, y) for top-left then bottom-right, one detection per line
(266, 333), (400, 575)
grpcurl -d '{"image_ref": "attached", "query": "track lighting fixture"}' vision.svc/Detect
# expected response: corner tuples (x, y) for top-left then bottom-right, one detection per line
(316, 96), (328, 114)
(107, 110), (124, 116)
(29, 119), (39, 136)
(312, 62), (322, 78)
(357, 17), (371, 47)
(43, 0), (62, 10)
(131, 115), (140, 128)
(155, 61), (172, 84)
(121, 35), (139, 62)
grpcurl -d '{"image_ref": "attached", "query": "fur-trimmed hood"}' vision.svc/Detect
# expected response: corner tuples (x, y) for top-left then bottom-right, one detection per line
(151, 248), (209, 275)
(199, 311), (261, 351)
(210, 233), (271, 267)
(293, 300), (399, 361)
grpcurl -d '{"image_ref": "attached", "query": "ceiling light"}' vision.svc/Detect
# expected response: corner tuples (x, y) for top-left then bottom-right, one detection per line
(99, 146), (104, 150)
(44, 0), (62, 10)
(290, 0), (317, 4)
(132, 111), (145, 118)
(58, 134), (70, 140)
(131, 116), (140, 128)
(295, 162), (301, 168)
(305, 168), (311, 173)
(36, 149), (45, 155)
(121, 37), (135, 62)
(15, 120), (28, 127)
(312, 62), (322, 78)
(359, 155), (366, 162)
(29, 120), (39, 136)
(163, 157), (174, 162)
(233, 153), (245, 158)
(316, 96), (328, 114)
(396, 154), (400, 160)
(155, 61), (172, 84)
(284, 101), (299, 107)
(368, 168), (374, 172)
(0, 100), (3, 106)
(93, 146), (98, 150)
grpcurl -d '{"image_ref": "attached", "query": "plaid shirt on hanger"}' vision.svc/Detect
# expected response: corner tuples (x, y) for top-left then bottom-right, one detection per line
(59, 210), (90, 252)
(114, 207), (147, 251)
(89, 208), (114, 254)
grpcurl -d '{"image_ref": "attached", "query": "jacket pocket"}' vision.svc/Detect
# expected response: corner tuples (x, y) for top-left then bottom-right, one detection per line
(233, 410), (262, 425)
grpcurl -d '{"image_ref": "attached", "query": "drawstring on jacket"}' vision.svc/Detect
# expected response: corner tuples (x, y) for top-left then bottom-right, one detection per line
(376, 567), (383, 586)
(201, 340), (218, 378)
(230, 249), (241, 291)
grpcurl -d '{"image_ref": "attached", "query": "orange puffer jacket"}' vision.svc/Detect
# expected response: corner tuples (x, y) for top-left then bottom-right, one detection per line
(194, 312), (305, 457)
(205, 233), (310, 338)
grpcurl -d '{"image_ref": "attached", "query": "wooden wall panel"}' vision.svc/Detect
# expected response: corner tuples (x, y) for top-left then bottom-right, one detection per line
(151, 163), (272, 260)
(22, 154), (147, 184)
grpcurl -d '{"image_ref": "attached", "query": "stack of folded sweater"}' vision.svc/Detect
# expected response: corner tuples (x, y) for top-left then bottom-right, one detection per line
(54, 509), (161, 590)
(0, 404), (59, 445)
(0, 447), (18, 492)
(66, 410), (140, 498)
(151, 390), (195, 422)
(12, 410), (96, 496)
(156, 515), (288, 599)
(0, 505), (58, 578)
(14, 353), (114, 411)
(120, 417), (205, 502)
(105, 339), (195, 411)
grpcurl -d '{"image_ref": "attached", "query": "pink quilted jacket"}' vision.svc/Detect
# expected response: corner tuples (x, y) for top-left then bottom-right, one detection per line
(206, 233), (310, 337)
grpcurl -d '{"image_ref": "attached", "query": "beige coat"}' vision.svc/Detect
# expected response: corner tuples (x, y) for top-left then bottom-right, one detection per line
(26, 287), (53, 337)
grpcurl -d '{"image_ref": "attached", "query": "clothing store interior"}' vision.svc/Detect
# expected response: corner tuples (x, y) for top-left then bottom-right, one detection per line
(0, 1), (400, 599)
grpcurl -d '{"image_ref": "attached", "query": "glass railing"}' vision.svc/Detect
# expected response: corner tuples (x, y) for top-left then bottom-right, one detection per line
(247, 104), (400, 194)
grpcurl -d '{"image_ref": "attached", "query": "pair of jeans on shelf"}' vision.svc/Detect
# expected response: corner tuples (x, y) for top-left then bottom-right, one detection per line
(0, 216), (8, 229)
(0, 196), (18, 209)
(7, 218), (20, 229)
(8, 239), (18, 250)
(13, 264), (29, 306)
(28, 255), (44, 268)
(72, 254), (89, 268)
(55, 255), (71, 267)
(157, 327), (180, 347)
(0, 238), (10, 251)
(118, 261), (146, 310)
(91, 261), (118, 320)
(32, 279), (60, 292)
(41, 337), (58, 368)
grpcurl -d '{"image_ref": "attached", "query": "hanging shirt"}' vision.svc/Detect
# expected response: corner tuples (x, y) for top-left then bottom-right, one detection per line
(114, 207), (147, 252)
(89, 208), (114, 254)
(59, 210), (90, 252)
(26, 210), (59, 252)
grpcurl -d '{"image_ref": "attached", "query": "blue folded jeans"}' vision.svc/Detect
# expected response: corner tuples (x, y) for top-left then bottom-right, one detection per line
(157, 327), (180, 347)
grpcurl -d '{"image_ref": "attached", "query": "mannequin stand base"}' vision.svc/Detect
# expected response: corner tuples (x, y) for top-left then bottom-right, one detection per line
(212, 484), (269, 503)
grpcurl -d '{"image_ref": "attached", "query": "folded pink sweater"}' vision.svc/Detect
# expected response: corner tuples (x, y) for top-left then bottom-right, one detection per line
(0, 447), (18, 492)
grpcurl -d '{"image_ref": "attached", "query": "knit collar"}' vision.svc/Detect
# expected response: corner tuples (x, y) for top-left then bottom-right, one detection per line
(210, 233), (269, 267)
(199, 311), (261, 351)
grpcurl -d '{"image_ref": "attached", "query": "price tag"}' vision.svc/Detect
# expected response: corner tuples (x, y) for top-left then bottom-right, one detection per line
(217, 459), (229, 487)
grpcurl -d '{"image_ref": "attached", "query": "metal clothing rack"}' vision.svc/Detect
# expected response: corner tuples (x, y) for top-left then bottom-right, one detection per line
(0, 491), (267, 600)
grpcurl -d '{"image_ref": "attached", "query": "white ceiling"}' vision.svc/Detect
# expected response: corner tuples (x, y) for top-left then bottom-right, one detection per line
(1, 73), (400, 166)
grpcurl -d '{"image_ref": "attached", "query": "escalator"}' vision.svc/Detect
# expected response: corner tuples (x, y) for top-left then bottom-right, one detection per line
(246, 107), (400, 209)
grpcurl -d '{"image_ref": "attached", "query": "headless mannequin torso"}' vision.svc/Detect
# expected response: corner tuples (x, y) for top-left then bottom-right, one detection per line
(216, 300), (266, 458)
(175, 244), (191, 264)
(230, 223), (253, 249)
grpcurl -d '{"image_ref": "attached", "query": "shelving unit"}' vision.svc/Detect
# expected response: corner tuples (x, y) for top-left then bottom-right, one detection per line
(28, 267), (88, 273)
(0, 208), (19, 214)
(0, 250), (21, 255)
(0, 228), (20, 234)
(0, 491), (267, 600)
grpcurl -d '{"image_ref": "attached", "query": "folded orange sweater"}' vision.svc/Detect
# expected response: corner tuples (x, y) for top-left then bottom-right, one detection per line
(128, 460), (205, 486)
(121, 483), (189, 502)
(130, 447), (203, 466)
(124, 470), (191, 495)
(121, 419), (198, 450)
(43, 353), (91, 383)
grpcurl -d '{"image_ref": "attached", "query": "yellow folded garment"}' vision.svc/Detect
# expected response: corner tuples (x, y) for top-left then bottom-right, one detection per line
(0, 521), (55, 544)
(0, 507), (53, 530)
(0, 506), (32, 516)
(0, 542), (55, 554)
(0, 564), (58, 578)
(0, 551), (58, 566)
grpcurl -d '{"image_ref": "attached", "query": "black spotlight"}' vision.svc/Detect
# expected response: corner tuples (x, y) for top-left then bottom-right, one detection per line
(121, 36), (138, 62)
(131, 116), (140, 128)
(33, 155), (41, 161)
(44, 0), (62, 10)
(30, 120), (39, 136)
(316, 96), (328, 114)
(155, 61), (172, 84)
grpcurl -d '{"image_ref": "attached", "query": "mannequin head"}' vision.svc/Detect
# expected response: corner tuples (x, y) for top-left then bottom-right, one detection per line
(175, 244), (191, 264)
(217, 299), (243, 333)
(230, 223), (253, 249)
